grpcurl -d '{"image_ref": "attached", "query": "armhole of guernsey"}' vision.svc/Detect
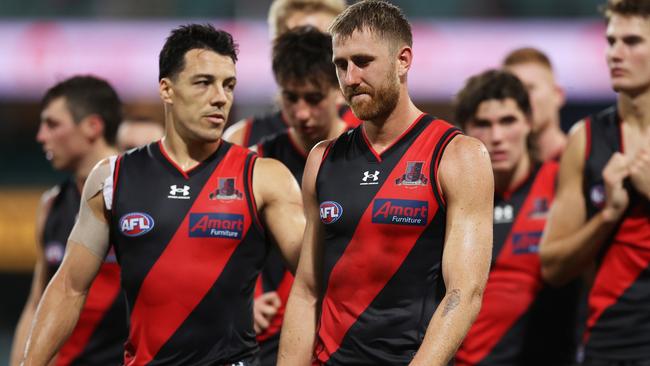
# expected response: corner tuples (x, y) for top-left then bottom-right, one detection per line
(315, 139), (336, 202)
(431, 126), (463, 210)
(103, 155), (120, 211)
(244, 153), (265, 234)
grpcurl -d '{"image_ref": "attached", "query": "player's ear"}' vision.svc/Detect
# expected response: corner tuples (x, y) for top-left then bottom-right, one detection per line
(80, 114), (105, 142)
(159, 78), (174, 104)
(396, 45), (412, 79)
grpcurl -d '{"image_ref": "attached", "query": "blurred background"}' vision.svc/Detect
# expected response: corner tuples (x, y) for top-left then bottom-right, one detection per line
(0, 0), (613, 363)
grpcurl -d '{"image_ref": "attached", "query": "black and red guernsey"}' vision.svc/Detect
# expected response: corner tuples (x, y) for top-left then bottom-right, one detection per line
(42, 178), (127, 366)
(455, 162), (579, 365)
(109, 141), (267, 365)
(240, 105), (361, 146)
(314, 114), (460, 365)
(582, 106), (650, 360)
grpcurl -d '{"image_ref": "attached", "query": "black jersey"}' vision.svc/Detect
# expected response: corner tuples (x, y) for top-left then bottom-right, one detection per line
(109, 141), (267, 365)
(257, 130), (308, 185)
(456, 163), (579, 365)
(582, 106), (650, 360)
(42, 178), (127, 365)
(314, 114), (461, 365)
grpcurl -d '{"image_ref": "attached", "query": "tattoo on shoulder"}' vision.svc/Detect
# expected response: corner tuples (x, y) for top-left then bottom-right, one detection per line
(442, 289), (461, 317)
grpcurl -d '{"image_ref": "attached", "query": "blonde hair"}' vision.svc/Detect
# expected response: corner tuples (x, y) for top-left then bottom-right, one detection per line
(268, 0), (346, 39)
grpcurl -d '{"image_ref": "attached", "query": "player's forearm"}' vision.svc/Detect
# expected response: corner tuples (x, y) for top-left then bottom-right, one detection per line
(277, 287), (319, 366)
(540, 211), (618, 286)
(21, 277), (87, 366)
(10, 299), (37, 366)
(410, 286), (483, 366)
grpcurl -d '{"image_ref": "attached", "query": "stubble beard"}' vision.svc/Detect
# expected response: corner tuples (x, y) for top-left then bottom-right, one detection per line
(346, 75), (400, 122)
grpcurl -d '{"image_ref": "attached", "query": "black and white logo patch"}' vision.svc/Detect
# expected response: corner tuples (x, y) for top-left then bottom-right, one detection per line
(360, 170), (380, 186)
(168, 184), (191, 200)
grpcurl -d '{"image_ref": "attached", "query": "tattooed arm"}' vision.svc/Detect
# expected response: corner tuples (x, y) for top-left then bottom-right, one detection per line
(409, 136), (493, 366)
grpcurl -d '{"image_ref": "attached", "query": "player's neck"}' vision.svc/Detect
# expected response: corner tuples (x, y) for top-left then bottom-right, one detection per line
(618, 90), (650, 129)
(533, 120), (566, 161)
(495, 153), (532, 196)
(161, 131), (221, 171)
(363, 93), (422, 155)
(74, 141), (117, 191)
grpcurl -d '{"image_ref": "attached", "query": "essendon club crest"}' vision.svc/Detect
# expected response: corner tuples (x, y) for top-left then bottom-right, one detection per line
(209, 178), (243, 201)
(395, 161), (428, 186)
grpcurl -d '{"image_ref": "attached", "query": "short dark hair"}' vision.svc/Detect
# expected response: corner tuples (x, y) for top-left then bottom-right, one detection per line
(158, 24), (238, 81)
(503, 47), (553, 71)
(329, 0), (412, 49)
(603, 0), (650, 19)
(454, 69), (531, 128)
(42, 75), (122, 145)
(272, 26), (338, 89)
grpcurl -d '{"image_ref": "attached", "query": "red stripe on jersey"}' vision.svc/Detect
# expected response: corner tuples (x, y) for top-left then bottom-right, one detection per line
(124, 147), (253, 365)
(242, 118), (254, 147)
(456, 162), (558, 365)
(56, 263), (122, 365)
(315, 120), (452, 364)
(112, 155), (123, 209)
(584, 202), (650, 343)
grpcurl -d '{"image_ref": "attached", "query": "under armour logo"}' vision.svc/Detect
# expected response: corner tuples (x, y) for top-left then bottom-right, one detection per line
(360, 170), (380, 185)
(168, 185), (191, 199)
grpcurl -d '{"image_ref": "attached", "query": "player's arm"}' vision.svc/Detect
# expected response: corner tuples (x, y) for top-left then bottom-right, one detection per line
(20, 160), (113, 366)
(277, 142), (328, 366)
(222, 118), (249, 146)
(410, 136), (493, 366)
(539, 121), (628, 286)
(253, 156), (304, 273)
(10, 189), (56, 366)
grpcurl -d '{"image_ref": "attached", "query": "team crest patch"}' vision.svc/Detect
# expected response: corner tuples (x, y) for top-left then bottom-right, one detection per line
(512, 231), (542, 254)
(320, 201), (343, 224)
(209, 178), (243, 201)
(120, 212), (155, 237)
(395, 161), (428, 186)
(528, 198), (550, 219)
(189, 213), (244, 239)
(372, 198), (428, 226)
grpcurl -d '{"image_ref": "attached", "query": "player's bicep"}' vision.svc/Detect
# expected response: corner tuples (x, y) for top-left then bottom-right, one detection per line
(254, 158), (304, 273)
(439, 136), (493, 291)
(543, 122), (587, 243)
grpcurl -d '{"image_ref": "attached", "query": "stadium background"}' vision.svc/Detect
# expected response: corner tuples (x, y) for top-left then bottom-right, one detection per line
(0, 0), (612, 362)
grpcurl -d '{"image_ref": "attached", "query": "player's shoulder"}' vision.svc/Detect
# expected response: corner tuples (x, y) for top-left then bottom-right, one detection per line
(443, 134), (489, 163)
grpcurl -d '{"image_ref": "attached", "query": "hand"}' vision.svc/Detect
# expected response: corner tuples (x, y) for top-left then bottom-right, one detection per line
(253, 291), (281, 334)
(630, 147), (650, 200)
(602, 152), (630, 222)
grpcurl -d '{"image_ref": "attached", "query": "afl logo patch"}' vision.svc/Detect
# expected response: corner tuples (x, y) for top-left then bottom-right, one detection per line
(120, 212), (154, 237)
(590, 184), (606, 208)
(320, 201), (343, 224)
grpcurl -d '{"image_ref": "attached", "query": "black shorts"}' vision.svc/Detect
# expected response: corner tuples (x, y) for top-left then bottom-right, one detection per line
(581, 357), (650, 366)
